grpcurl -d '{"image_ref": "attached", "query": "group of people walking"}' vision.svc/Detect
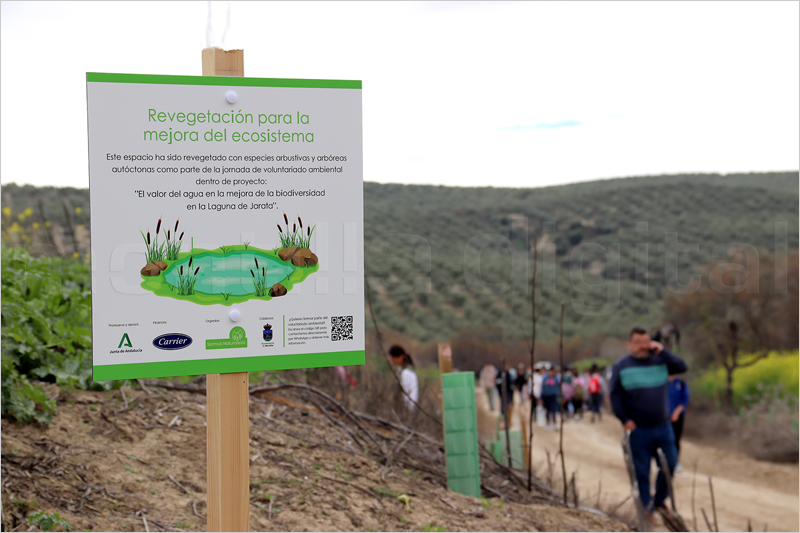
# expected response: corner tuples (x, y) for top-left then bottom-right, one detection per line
(392, 326), (691, 528)
(479, 361), (608, 430)
(477, 324), (691, 527)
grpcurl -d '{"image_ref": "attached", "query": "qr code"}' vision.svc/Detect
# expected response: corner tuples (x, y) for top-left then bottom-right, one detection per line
(331, 316), (354, 341)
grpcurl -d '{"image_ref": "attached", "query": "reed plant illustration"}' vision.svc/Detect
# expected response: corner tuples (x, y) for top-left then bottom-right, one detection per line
(250, 256), (269, 296)
(276, 214), (315, 249)
(140, 217), (166, 263)
(177, 256), (201, 295)
(164, 219), (185, 260)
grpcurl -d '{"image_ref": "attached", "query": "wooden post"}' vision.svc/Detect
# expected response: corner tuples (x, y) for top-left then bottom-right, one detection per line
(438, 342), (453, 375)
(520, 405), (530, 470)
(203, 46), (250, 533)
(438, 342), (452, 416)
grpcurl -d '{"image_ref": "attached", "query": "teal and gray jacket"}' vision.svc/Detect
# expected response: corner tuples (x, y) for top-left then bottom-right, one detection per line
(609, 350), (688, 428)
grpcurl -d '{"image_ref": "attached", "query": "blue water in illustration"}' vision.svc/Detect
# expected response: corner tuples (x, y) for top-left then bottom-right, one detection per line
(164, 251), (292, 296)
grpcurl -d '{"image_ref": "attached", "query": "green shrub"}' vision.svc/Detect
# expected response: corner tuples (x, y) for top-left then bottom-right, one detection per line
(693, 351), (799, 408)
(28, 511), (72, 532)
(1, 246), (124, 423)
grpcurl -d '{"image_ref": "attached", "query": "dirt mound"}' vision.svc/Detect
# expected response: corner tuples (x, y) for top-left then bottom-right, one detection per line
(2, 383), (626, 532)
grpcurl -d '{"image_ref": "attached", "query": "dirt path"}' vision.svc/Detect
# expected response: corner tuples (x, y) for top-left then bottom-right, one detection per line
(476, 389), (799, 532)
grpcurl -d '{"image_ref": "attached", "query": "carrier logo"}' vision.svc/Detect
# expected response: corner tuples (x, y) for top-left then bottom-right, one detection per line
(153, 333), (193, 350)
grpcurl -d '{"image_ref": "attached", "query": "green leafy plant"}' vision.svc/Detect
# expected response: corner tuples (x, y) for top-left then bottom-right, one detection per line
(4, 379), (56, 424)
(250, 257), (269, 296)
(1, 247), (99, 412)
(28, 511), (72, 532)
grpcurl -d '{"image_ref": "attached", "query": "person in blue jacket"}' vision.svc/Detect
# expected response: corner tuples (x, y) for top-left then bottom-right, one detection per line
(540, 365), (561, 430)
(668, 373), (690, 471)
(609, 325), (688, 522)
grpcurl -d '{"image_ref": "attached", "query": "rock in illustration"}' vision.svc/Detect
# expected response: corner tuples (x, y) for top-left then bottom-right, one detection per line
(278, 246), (298, 262)
(291, 248), (313, 267)
(270, 283), (287, 297)
(153, 261), (168, 271)
(306, 252), (319, 266)
(141, 262), (162, 276)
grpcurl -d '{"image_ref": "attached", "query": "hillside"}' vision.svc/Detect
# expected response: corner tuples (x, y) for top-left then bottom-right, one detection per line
(1, 383), (626, 532)
(2, 171), (798, 342)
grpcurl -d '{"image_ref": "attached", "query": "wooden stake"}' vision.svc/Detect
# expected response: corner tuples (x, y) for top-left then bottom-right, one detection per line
(708, 476), (719, 532)
(438, 342), (452, 423)
(203, 46), (249, 533)
(701, 508), (713, 532)
(527, 231), (538, 492)
(437, 342), (453, 375)
(203, 47), (245, 77)
(520, 406), (530, 471)
(558, 301), (567, 506)
(691, 460), (698, 532)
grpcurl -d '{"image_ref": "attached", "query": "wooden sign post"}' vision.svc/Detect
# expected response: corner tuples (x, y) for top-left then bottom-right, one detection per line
(203, 47), (250, 533)
(438, 342), (453, 375)
(87, 45), (364, 533)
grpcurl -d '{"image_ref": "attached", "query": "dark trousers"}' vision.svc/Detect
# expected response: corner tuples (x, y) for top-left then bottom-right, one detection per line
(542, 394), (559, 424)
(497, 386), (513, 420)
(629, 422), (678, 510)
(573, 398), (583, 412)
(671, 413), (685, 457)
(590, 393), (603, 416)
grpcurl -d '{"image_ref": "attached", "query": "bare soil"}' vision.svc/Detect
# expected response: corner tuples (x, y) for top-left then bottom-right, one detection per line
(479, 390), (800, 532)
(2, 385), (626, 532)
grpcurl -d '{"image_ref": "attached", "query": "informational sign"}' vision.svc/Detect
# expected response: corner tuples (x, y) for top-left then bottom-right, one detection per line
(86, 73), (364, 380)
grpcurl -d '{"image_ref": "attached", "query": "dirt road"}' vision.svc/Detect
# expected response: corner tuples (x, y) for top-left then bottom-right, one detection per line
(477, 390), (799, 532)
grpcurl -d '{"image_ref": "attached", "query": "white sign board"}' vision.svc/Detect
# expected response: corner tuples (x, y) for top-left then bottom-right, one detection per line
(87, 73), (364, 380)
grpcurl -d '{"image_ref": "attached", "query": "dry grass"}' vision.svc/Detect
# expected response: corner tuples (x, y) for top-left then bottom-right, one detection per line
(685, 398), (798, 464)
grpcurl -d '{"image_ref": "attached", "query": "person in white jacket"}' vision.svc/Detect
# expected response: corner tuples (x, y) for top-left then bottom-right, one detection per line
(530, 364), (546, 426)
(389, 345), (419, 413)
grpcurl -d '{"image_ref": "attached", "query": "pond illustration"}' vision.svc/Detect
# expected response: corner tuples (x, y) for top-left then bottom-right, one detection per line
(138, 215), (319, 305)
(140, 245), (319, 305)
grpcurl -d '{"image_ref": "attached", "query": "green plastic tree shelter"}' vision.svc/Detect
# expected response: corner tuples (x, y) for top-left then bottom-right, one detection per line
(488, 421), (524, 470)
(441, 372), (481, 497)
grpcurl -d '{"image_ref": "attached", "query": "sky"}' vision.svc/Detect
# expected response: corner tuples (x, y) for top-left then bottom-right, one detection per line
(1, 1), (798, 190)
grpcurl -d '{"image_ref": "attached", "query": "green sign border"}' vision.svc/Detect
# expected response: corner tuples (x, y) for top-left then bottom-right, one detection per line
(93, 350), (365, 381)
(87, 72), (361, 89)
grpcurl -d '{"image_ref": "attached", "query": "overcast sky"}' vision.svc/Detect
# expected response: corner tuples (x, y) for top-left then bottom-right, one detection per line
(1, 1), (798, 189)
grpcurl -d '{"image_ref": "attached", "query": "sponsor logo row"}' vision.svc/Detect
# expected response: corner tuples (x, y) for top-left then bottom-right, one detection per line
(113, 324), (275, 353)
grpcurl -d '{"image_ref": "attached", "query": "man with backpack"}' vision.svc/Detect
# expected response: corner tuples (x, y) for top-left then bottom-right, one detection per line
(540, 365), (560, 430)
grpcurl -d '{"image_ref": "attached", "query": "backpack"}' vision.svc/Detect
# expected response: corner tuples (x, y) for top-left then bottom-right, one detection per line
(588, 375), (601, 394)
(573, 380), (585, 401)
